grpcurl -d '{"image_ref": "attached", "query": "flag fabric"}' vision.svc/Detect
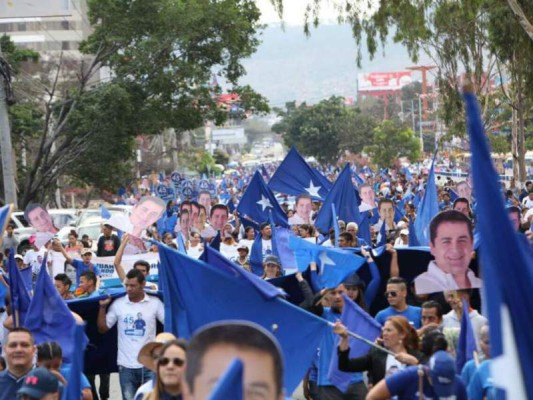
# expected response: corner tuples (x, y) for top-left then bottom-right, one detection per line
(0, 204), (12, 238)
(200, 245), (282, 299)
(176, 232), (187, 254)
(413, 154), (439, 246)
(315, 164), (361, 234)
(464, 90), (533, 399)
(288, 235), (365, 289)
(376, 220), (387, 247)
(100, 205), (112, 219)
(210, 232), (221, 251)
(249, 233), (266, 276)
(332, 204), (340, 248)
(156, 243), (330, 395)
(24, 256), (80, 363)
(268, 146), (331, 200)
(61, 323), (85, 400)
(456, 298), (477, 372)
(271, 226), (298, 271)
(260, 165), (270, 182)
(156, 213), (177, 237)
(358, 212), (372, 246)
(408, 216), (420, 247)
(448, 188), (459, 202)
(0, 275), (6, 309)
(7, 249), (32, 327)
(328, 294), (382, 392)
(237, 171), (288, 227)
(208, 358), (243, 400)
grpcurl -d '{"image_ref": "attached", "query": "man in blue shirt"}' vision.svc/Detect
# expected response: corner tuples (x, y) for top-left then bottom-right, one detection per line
(55, 241), (101, 287)
(0, 327), (35, 400)
(375, 277), (422, 328)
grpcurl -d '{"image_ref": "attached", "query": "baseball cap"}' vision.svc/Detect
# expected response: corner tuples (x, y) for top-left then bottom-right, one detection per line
(17, 367), (59, 398)
(263, 255), (280, 266)
(81, 248), (93, 256)
(237, 243), (249, 251)
(400, 229), (409, 236)
(137, 332), (177, 372)
(14, 254), (24, 261)
(429, 350), (456, 397)
(343, 272), (366, 289)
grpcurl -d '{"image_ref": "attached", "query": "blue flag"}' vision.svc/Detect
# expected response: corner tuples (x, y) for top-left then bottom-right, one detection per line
(269, 146), (331, 200)
(156, 243), (330, 395)
(448, 188), (459, 202)
(288, 236), (365, 289)
(237, 171), (288, 227)
(332, 204), (340, 248)
(464, 90), (533, 399)
(456, 298), (476, 372)
(0, 204), (12, 236)
(328, 294), (382, 392)
(61, 323), (85, 400)
(176, 232), (187, 254)
(100, 205), (112, 219)
(7, 249), (31, 327)
(260, 165), (270, 182)
(210, 232), (221, 251)
(315, 164), (361, 234)
(408, 216), (420, 247)
(414, 154), (439, 246)
(358, 212), (372, 246)
(376, 220), (387, 247)
(208, 358), (243, 400)
(24, 256), (80, 363)
(201, 245), (282, 299)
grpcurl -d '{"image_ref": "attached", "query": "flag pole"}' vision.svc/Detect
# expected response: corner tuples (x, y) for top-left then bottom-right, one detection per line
(327, 321), (395, 356)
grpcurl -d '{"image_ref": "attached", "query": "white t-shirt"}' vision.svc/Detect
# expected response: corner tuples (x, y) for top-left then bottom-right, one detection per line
(385, 354), (405, 377)
(261, 239), (272, 256)
(23, 248), (46, 274)
(106, 294), (165, 368)
(220, 243), (239, 260)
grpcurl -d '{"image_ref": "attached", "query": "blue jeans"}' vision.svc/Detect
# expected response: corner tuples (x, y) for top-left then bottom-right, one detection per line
(118, 366), (153, 400)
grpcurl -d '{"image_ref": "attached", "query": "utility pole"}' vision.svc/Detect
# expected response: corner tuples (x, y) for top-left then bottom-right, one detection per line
(0, 48), (18, 206)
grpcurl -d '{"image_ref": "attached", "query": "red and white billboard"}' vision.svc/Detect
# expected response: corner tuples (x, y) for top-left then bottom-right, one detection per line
(358, 71), (413, 92)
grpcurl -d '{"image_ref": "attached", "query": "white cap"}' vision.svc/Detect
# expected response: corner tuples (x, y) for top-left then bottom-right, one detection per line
(400, 229), (409, 236)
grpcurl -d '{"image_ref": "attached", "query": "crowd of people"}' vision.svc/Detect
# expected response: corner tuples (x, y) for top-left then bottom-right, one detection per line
(1, 153), (533, 400)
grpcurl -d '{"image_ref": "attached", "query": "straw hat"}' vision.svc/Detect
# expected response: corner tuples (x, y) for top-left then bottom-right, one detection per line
(137, 332), (177, 371)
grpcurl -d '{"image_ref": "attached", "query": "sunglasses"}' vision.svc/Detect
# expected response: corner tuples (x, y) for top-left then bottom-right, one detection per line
(18, 396), (40, 400)
(158, 356), (185, 367)
(385, 291), (398, 298)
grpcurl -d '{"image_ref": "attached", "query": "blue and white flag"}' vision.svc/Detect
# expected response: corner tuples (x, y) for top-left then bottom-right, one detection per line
(464, 89), (533, 399)
(413, 153), (439, 246)
(237, 171), (288, 227)
(288, 235), (365, 289)
(269, 146), (331, 199)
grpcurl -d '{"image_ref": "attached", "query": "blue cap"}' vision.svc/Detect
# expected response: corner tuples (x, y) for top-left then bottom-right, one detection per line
(429, 350), (456, 397)
(17, 367), (59, 398)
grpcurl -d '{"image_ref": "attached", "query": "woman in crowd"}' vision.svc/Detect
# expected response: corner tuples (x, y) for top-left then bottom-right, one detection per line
(142, 340), (187, 400)
(238, 226), (255, 250)
(261, 255), (283, 280)
(334, 315), (423, 387)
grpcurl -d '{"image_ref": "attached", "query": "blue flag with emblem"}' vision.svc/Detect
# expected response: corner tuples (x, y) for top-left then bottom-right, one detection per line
(315, 164), (361, 234)
(237, 171), (288, 227)
(413, 153), (439, 246)
(156, 243), (330, 395)
(208, 358), (243, 400)
(24, 255), (83, 363)
(8, 248), (32, 327)
(268, 146), (331, 200)
(464, 89), (533, 399)
(328, 294), (382, 392)
(288, 235), (365, 289)
(61, 323), (85, 400)
(456, 298), (477, 372)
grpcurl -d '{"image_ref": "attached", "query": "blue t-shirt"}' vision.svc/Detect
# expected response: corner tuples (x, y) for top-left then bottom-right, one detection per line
(467, 360), (495, 400)
(375, 306), (422, 328)
(72, 259), (101, 285)
(460, 359), (477, 389)
(386, 366), (467, 400)
(60, 364), (91, 390)
(0, 370), (31, 400)
(317, 308), (363, 387)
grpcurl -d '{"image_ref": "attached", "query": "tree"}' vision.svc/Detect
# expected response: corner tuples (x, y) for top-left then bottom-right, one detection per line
(273, 97), (349, 163)
(338, 109), (377, 154)
(4, 0), (265, 207)
(364, 120), (420, 168)
(488, 133), (511, 154)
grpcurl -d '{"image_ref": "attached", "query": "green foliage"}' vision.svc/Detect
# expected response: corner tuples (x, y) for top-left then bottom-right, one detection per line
(65, 83), (139, 191)
(274, 97), (348, 163)
(213, 148), (230, 165)
(0, 35), (39, 72)
(274, 97), (380, 163)
(364, 120), (420, 168)
(488, 133), (510, 154)
(81, 0), (265, 132)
